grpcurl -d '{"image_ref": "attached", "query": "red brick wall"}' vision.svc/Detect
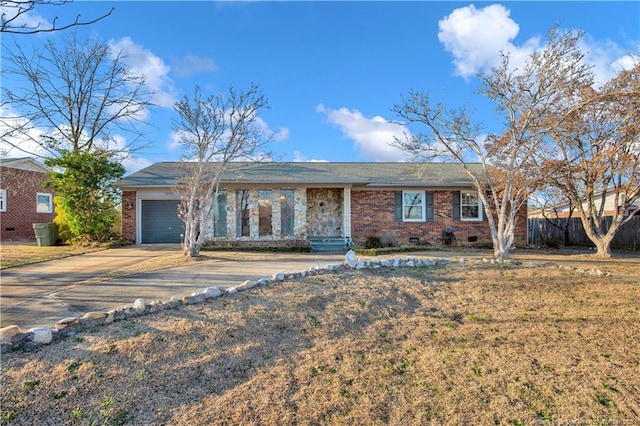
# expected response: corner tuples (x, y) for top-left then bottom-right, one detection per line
(121, 191), (137, 242)
(119, 188), (528, 247)
(0, 167), (56, 240)
(350, 189), (526, 247)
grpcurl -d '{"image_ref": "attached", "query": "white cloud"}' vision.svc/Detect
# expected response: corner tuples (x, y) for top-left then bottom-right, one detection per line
(612, 54), (639, 73)
(0, 106), (49, 158)
(0, 4), (50, 33)
(316, 104), (409, 162)
(438, 4), (535, 78)
(171, 54), (219, 77)
(121, 156), (152, 174)
(255, 117), (290, 143)
(292, 150), (328, 163)
(167, 117), (286, 154)
(108, 37), (176, 108)
(0, 104), (148, 174)
(580, 37), (639, 85)
(168, 131), (184, 152)
(438, 4), (638, 85)
(273, 126), (290, 142)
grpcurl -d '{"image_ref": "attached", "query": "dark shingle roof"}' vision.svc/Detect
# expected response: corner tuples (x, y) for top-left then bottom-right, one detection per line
(114, 162), (483, 188)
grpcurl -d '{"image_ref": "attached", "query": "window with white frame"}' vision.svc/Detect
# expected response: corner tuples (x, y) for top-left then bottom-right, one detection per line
(0, 189), (6, 212)
(460, 191), (482, 220)
(403, 191), (426, 221)
(36, 193), (53, 213)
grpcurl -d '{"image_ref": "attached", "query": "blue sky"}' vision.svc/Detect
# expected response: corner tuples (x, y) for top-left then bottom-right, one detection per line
(2, 1), (638, 173)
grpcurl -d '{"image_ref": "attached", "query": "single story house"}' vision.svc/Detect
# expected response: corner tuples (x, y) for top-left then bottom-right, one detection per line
(0, 157), (56, 241)
(114, 162), (528, 250)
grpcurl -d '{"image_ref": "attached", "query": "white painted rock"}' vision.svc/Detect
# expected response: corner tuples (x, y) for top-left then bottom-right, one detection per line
(203, 287), (223, 298)
(30, 328), (53, 345)
(345, 250), (358, 268)
(133, 298), (146, 313)
(1, 325), (22, 344)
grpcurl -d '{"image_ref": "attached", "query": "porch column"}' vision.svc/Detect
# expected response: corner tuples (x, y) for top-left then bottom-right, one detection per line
(249, 189), (259, 238)
(343, 186), (351, 239)
(293, 188), (307, 238)
(226, 190), (237, 238)
(272, 189), (282, 237)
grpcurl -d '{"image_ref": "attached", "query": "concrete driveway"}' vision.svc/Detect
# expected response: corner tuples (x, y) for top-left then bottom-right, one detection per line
(0, 245), (346, 330)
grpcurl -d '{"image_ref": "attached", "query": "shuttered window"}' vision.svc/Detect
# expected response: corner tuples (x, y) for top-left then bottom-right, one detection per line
(453, 190), (482, 221)
(394, 191), (433, 222)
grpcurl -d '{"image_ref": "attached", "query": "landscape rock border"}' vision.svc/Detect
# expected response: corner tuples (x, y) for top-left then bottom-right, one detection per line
(0, 253), (611, 354)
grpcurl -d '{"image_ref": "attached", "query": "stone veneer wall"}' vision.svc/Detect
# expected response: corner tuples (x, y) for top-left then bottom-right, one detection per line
(306, 188), (344, 237)
(294, 188), (307, 237)
(223, 188), (307, 240)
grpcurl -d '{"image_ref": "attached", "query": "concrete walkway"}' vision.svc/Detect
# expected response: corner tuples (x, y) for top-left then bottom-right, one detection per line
(0, 245), (346, 330)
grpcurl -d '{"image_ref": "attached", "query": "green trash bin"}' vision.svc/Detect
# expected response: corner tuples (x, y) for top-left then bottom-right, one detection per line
(33, 222), (57, 246)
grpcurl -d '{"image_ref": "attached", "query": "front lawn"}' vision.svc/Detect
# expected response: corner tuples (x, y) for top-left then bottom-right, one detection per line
(1, 260), (638, 425)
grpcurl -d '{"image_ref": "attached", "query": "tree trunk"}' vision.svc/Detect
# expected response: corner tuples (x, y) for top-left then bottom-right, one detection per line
(181, 218), (201, 257)
(185, 244), (200, 257)
(581, 216), (617, 258)
(492, 236), (511, 263)
(593, 237), (613, 258)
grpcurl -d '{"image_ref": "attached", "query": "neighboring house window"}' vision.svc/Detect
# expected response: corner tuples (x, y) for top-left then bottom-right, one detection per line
(280, 189), (295, 236)
(395, 191), (434, 222)
(0, 189), (6, 212)
(460, 191), (482, 221)
(36, 193), (53, 213)
(258, 189), (273, 236)
(213, 190), (227, 238)
(236, 190), (250, 237)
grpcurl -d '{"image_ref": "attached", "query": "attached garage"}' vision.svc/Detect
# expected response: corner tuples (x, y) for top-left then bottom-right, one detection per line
(140, 200), (183, 243)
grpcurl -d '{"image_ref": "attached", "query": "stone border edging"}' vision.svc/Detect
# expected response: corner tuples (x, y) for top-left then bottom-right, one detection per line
(0, 255), (611, 354)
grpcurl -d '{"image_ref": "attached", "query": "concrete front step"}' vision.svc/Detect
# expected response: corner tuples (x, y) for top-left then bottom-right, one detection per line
(308, 237), (347, 253)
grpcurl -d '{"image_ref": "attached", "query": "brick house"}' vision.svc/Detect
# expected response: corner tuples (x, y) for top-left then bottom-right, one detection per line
(0, 158), (56, 241)
(114, 162), (528, 250)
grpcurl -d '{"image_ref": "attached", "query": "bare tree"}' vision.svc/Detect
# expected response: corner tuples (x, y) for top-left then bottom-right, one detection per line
(540, 63), (640, 257)
(173, 84), (273, 257)
(1, 0), (113, 34)
(1, 32), (153, 158)
(392, 28), (592, 262)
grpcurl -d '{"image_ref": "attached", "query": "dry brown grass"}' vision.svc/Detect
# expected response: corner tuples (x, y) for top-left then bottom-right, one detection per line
(1, 262), (639, 425)
(0, 242), (104, 269)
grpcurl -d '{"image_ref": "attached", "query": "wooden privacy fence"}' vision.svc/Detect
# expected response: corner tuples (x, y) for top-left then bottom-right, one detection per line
(528, 216), (640, 251)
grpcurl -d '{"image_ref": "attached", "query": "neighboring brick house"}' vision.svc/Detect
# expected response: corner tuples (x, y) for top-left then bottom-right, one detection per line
(0, 158), (56, 241)
(114, 162), (528, 250)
